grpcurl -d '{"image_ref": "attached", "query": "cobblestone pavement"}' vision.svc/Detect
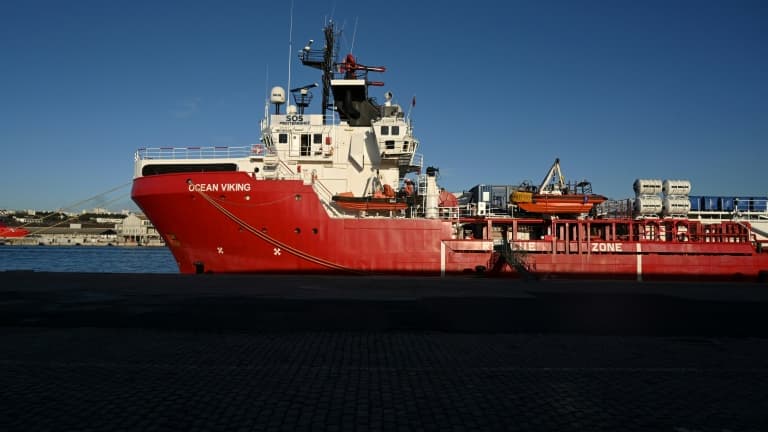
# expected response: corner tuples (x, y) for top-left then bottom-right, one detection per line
(1, 272), (767, 431)
(2, 329), (767, 432)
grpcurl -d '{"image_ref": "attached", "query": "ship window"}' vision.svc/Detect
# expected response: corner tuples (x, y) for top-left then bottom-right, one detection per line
(385, 140), (395, 150)
(278, 133), (288, 144)
(142, 163), (237, 176)
(313, 133), (322, 144)
(381, 126), (389, 135)
(391, 126), (400, 135)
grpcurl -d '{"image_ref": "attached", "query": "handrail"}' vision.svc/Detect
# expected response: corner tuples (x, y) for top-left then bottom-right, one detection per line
(276, 159), (300, 179)
(311, 178), (344, 217)
(136, 145), (253, 160)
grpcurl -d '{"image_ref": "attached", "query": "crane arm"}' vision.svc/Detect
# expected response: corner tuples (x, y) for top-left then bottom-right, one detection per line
(538, 158), (566, 194)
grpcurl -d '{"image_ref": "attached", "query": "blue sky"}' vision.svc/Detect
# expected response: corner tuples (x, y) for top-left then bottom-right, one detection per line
(1, 0), (766, 211)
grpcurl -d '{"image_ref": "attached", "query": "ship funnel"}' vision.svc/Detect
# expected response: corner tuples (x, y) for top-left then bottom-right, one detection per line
(424, 167), (440, 219)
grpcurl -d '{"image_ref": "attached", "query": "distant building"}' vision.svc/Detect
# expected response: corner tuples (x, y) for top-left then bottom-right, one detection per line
(95, 217), (124, 224)
(116, 213), (162, 245)
(15, 216), (43, 224)
(27, 226), (118, 245)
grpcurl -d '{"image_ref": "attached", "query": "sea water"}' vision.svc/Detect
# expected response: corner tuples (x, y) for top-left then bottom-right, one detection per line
(0, 245), (177, 273)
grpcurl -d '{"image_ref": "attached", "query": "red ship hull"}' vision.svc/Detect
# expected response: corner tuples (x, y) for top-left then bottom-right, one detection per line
(0, 226), (29, 238)
(132, 172), (768, 281)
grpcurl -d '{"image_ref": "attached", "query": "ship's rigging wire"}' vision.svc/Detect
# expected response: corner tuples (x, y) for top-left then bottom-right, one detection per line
(12, 182), (132, 231)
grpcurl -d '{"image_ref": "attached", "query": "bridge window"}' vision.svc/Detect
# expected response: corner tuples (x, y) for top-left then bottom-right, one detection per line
(313, 133), (322, 144)
(386, 140), (395, 150)
(380, 126), (389, 135)
(391, 125), (400, 135)
(278, 133), (288, 144)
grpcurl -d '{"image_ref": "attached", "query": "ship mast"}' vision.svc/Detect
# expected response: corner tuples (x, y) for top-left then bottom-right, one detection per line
(299, 21), (338, 124)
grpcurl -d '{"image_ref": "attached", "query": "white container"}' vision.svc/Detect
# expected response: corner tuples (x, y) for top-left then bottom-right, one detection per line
(662, 179), (691, 196)
(633, 179), (663, 196)
(663, 197), (691, 215)
(634, 196), (663, 215)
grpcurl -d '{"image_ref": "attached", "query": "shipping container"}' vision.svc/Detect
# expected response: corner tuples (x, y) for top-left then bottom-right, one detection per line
(751, 197), (767, 212)
(688, 196), (702, 211)
(734, 197), (751, 211)
(718, 197), (734, 212)
(702, 196), (719, 211)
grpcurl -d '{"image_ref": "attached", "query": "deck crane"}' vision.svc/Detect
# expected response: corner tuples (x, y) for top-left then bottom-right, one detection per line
(537, 158), (567, 195)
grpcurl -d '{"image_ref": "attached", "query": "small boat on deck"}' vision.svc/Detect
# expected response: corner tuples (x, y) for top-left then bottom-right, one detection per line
(511, 158), (607, 215)
(516, 195), (607, 214)
(332, 193), (408, 212)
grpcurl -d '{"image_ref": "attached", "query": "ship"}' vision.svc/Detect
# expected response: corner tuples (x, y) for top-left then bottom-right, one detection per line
(0, 222), (29, 238)
(131, 21), (768, 281)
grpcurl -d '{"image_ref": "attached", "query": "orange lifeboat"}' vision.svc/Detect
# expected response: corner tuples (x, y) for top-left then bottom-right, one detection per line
(332, 192), (408, 212)
(516, 193), (607, 214)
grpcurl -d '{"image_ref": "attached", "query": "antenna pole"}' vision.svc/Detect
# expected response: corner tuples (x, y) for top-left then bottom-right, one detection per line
(350, 17), (358, 54)
(286, 0), (294, 102)
(264, 64), (269, 126)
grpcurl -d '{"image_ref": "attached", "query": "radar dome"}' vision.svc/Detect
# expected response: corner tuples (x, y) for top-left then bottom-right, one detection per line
(270, 86), (286, 104)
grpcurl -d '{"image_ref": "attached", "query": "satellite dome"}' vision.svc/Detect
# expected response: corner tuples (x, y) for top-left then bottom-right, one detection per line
(270, 86), (286, 104)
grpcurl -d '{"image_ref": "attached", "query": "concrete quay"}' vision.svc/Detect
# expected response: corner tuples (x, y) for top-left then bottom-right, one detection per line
(1, 272), (767, 431)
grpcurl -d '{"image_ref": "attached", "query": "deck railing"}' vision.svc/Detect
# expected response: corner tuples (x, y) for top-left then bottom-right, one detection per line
(136, 145), (255, 160)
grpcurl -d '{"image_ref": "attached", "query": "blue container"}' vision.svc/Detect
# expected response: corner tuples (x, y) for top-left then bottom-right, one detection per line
(734, 196), (751, 211)
(718, 197), (734, 211)
(689, 196), (702, 211)
(751, 197), (767, 212)
(702, 196), (719, 211)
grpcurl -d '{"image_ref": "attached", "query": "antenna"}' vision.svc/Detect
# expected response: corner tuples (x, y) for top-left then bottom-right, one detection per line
(286, 0), (294, 100)
(350, 17), (358, 54)
(264, 64), (269, 126)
